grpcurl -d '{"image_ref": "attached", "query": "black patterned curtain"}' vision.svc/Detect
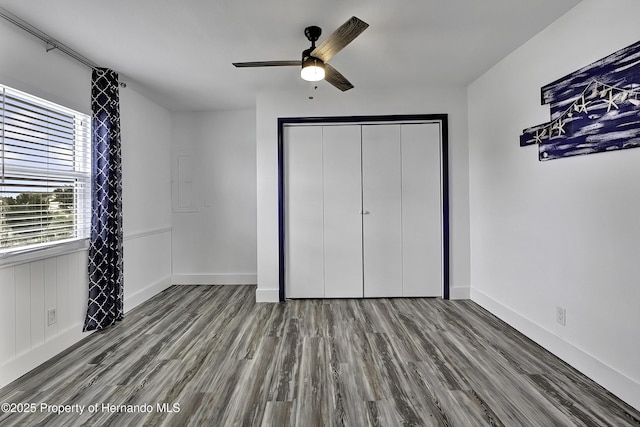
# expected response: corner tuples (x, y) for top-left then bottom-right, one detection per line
(84, 68), (124, 332)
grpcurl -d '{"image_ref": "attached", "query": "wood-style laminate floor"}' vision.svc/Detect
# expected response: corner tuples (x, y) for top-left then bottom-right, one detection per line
(1, 285), (638, 426)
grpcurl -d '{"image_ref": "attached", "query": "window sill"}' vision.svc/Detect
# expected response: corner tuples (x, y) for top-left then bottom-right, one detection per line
(0, 239), (89, 269)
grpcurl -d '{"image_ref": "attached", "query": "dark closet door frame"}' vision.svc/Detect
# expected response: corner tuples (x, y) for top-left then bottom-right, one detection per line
(277, 114), (450, 302)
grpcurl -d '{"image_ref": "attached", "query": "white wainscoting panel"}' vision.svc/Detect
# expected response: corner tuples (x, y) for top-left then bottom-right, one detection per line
(123, 228), (173, 312)
(0, 248), (90, 388)
(0, 267), (16, 365)
(1, 228), (172, 388)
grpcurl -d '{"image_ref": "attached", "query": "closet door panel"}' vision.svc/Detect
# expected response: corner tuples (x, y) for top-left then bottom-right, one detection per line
(401, 123), (443, 297)
(362, 125), (403, 297)
(323, 126), (363, 298)
(285, 126), (324, 298)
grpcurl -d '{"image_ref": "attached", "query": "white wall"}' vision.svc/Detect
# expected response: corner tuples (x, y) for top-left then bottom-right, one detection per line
(120, 85), (173, 311)
(171, 109), (257, 285)
(468, 0), (640, 409)
(0, 17), (172, 387)
(256, 85), (471, 302)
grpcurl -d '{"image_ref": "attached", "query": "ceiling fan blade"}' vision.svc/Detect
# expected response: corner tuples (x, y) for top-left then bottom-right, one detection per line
(311, 16), (369, 62)
(324, 63), (354, 91)
(233, 60), (300, 67)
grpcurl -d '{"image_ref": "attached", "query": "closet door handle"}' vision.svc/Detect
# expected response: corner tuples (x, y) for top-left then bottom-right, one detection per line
(359, 210), (370, 215)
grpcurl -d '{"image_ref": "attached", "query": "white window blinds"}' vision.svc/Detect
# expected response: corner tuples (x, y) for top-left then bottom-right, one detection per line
(0, 84), (91, 255)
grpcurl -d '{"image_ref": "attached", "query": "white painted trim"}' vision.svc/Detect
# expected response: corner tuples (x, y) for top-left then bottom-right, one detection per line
(124, 227), (172, 241)
(124, 275), (173, 313)
(0, 227), (172, 269)
(449, 286), (470, 300)
(0, 240), (88, 269)
(172, 274), (257, 285)
(0, 323), (91, 389)
(471, 288), (640, 411)
(256, 288), (279, 303)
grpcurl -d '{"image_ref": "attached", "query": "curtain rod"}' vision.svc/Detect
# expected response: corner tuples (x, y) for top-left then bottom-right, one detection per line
(0, 7), (127, 87)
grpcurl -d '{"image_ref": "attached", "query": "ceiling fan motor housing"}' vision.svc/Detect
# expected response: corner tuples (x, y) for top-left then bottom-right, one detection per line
(302, 26), (322, 61)
(304, 26), (322, 43)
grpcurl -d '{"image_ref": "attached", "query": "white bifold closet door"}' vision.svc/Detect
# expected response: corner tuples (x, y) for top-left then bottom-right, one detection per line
(361, 124), (442, 297)
(361, 125), (403, 297)
(285, 125), (363, 298)
(285, 122), (442, 298)
(400, 124), (442, 297)
(322, 126), (363, 297)
(284, 126), (325, 298)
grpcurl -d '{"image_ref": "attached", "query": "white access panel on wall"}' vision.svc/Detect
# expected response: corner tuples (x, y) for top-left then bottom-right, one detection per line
(322, 126), (363, 298)
(172, 154), (199, 212)
(361, 125), (404, 297)
(284, 126), (324, 298)
(401, 123), (442, 297)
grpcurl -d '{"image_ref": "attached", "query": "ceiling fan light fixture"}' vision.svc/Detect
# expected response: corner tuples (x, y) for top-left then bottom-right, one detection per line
(301, 56), (325, 82)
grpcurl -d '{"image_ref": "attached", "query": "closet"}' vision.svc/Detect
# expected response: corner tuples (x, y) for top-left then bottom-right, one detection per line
(284, 121), (443, 298)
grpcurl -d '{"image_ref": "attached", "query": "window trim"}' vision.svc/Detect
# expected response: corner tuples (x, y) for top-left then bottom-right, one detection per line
(0, 238), (89, 268)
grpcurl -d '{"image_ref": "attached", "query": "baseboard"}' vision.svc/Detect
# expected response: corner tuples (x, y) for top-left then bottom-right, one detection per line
(0, 324), (91, 389)
(255, 286), (469, 303)
(172, 274), (257, 285)
(124, 275), (173, 313)
(256, 288), (279, 303)
(471, 288), (640, 411)
(449, 286), (470, 300)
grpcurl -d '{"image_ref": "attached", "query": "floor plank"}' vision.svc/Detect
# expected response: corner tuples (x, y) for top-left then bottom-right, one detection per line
(0, 285), (638, 426)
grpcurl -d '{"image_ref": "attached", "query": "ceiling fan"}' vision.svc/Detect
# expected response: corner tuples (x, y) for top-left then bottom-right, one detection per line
(232, 16), (369, 91)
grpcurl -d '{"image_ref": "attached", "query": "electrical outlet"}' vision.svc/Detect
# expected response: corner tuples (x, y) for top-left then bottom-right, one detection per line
(556, 307), (566, 326)
(47, 308), (57, 326)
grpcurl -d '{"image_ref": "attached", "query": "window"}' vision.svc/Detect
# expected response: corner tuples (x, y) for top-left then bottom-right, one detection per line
(0, 84), (91, 256)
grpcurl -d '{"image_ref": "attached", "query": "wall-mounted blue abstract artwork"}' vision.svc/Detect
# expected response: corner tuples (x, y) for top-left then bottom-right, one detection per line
(521, 40), (640, 161)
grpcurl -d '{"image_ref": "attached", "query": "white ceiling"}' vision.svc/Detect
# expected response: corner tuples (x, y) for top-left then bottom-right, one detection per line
(0, 0), (581, 111)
